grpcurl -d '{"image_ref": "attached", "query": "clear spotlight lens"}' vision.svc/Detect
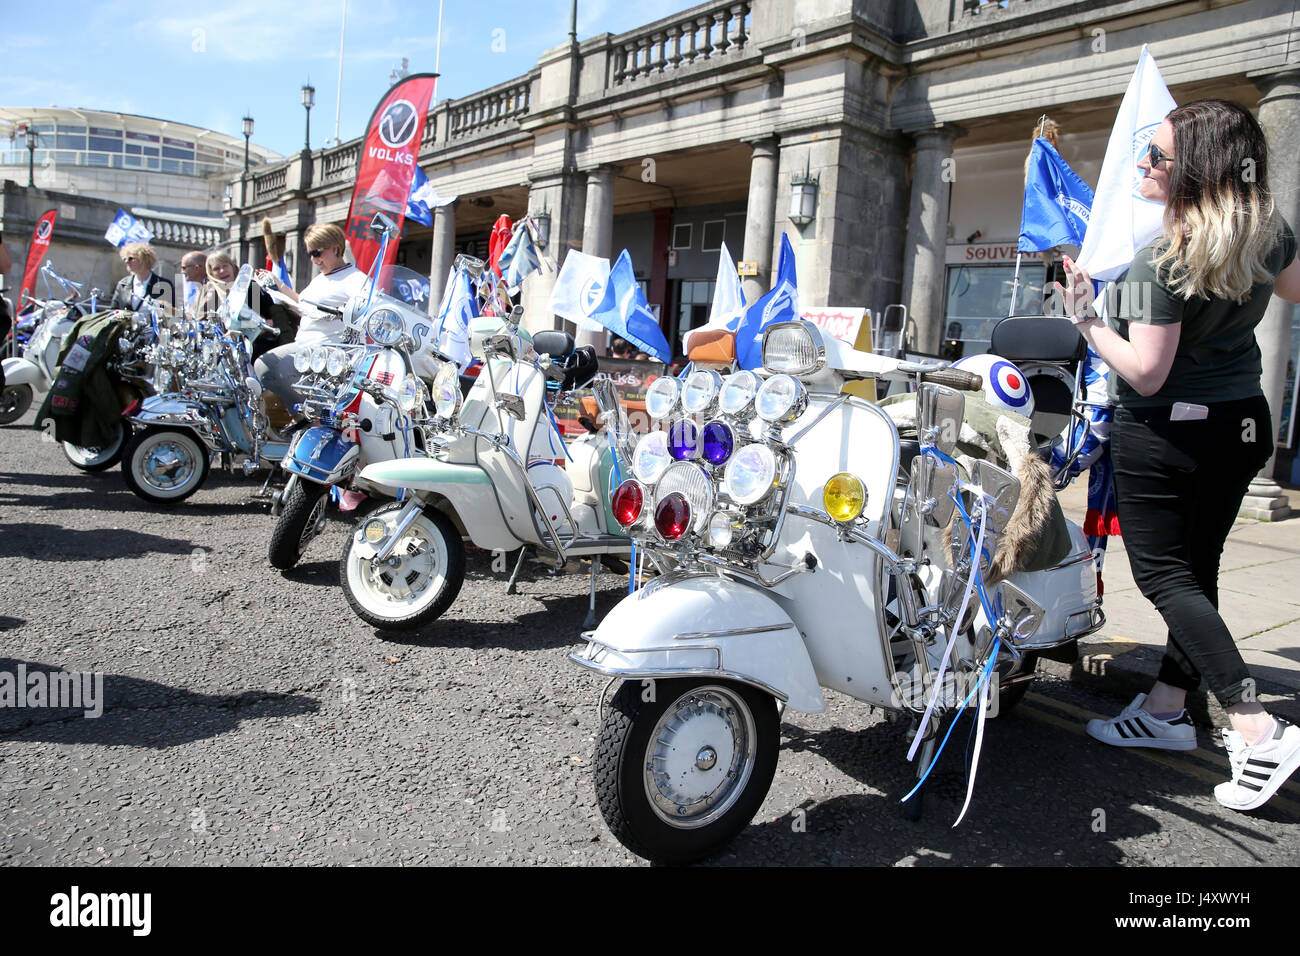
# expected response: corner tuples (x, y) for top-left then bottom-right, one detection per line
(433, 362), (461, 418)
(399, 377), (426, 413)
(645, 376), (681, 421)
(718, 370), (760, 416)
(723, 443), (778, 506)
(326, 348), (348, 378)
(293, 348), (312, 373)
(366, 309), (404, 346)
(709, 511), (737, 548)
(756, 373), (805, 423)
(681, 369), (722, 415)
(632, 430), (671, 484)
(309, 345), (328, 374)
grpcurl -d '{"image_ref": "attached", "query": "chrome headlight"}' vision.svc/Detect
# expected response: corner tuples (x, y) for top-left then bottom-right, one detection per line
(309, 345), (328, 374)
(718, 370), (760, 416)
(632, 430), (671, 484)
(723, 443), (779, 505)
(762, 321), (826, 375)
(681, 369), (722, 416)
(293, 348), (313, 374)
(432, 361), (461, 418)
(709, 511), (741, 548)
(645, 376), (681, 421)
(366, 309), (404, 346)
(399, 376), (427, 413)
(755, 374), (808, 423)
(655, 461), (714, 533)
(326, 348), (349, 379)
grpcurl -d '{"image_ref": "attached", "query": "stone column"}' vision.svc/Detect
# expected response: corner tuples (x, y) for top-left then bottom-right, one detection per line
(578, 165), (616, 350)
(1242, 70), (1300, 519)
(900, 125), (962, 354)
(741, 137), (779, 303)
(521, 171), (587, 335)
(428, 201), (457, 311)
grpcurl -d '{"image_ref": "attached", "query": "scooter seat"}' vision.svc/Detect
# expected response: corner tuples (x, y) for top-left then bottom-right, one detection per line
(990, 315), (1086, 365)
(533, 330), (575, 360)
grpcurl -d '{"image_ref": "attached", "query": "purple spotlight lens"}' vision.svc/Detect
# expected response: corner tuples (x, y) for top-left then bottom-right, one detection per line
(701, 420), (734, 466)
(667, 419), (700, 461)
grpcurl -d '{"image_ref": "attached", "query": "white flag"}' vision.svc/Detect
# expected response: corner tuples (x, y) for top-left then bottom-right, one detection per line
(547, 250), (609, 332)
(1076, 45), (1177, 282)
(682, 242), (747, 352)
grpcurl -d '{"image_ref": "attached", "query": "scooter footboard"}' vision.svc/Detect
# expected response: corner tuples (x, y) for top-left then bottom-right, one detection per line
(570, 575), (825, 714)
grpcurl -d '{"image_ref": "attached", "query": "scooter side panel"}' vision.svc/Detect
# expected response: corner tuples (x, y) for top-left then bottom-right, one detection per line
(2, 357), (43, 388)
(575, 575), (825, 714)
(765, 397), (902, 707)
(283, 426), (359, 485)
(359, 457), (520, 551)
(1000, 520), (1100, 649)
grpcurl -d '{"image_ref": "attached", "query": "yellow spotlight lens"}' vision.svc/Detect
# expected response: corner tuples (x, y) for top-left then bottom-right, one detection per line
(823, 473), (866, 523)
(363, 518), (387, 543)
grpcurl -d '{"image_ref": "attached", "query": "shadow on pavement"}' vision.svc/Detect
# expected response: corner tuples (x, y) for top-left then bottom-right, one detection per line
(0, 657), (319, 748)
(0, 522), (198, 561)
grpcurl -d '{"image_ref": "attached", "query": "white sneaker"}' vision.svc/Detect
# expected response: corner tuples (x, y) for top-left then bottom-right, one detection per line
(1085, 694), (1198, 751)
(1215, 718), (1300, 811)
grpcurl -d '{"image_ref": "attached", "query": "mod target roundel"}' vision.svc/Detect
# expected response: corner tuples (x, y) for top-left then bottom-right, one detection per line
(953, 353), (1035, 417)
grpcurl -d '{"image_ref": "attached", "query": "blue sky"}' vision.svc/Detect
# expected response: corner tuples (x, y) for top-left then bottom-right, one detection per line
(2, 0), (694, 158)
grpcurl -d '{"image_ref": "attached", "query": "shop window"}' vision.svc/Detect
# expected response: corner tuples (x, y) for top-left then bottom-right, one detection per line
(943, 263), (1046, 357)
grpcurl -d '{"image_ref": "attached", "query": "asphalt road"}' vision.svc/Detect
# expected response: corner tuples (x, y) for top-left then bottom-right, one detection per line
(2, 411), (1298, 866)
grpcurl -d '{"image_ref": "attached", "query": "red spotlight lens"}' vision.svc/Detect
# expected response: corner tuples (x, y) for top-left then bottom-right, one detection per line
(612, 479), (644, 527)
(654, 492), (692, 540)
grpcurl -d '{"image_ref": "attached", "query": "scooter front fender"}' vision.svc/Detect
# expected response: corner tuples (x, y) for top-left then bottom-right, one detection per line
(571, 574), (825, 714)
(2, 357), (43, 388)
(359, 457), (517, 551)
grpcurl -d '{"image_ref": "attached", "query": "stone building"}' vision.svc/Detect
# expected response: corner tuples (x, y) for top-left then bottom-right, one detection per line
(230, 0), (1299, 496)
(0, 107), (278, 295)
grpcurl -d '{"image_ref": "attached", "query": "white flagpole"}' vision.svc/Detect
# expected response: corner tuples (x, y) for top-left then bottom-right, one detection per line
(1009, 253), (1022, 318)
(435, 0), (444, 74)
(332, 0), (348, 146)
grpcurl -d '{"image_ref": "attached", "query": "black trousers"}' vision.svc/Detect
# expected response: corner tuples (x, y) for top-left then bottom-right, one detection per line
(1109, 394), (1272, 708)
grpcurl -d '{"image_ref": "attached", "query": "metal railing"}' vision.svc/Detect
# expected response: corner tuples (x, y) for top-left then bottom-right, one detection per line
(611, 1), (752, 85)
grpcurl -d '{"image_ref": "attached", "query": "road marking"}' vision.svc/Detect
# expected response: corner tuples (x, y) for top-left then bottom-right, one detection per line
(1019, 692), (1300, 818)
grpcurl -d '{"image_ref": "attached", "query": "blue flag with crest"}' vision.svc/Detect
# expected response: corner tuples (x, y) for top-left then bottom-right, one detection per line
(1019, 138), (1094, 253)
(734, 233), (799, 370)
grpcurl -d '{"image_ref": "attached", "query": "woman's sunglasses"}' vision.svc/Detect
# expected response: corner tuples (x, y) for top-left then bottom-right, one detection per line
(1147, 142), (1174, 168)
(308, 248), (325, 259)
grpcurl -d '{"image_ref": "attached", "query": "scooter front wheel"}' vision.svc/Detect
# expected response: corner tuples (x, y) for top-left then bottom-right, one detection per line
(594, 677), (779, 865)
(63, 422), (128, 472)
(339, 503), (465, 630)
(0, 384), (33, 425)
(268, 480), (330, 570)
(122, 427), (210, 504)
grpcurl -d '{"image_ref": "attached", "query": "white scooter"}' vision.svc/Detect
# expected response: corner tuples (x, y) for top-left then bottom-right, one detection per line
(569, 321), (1103, 864)
(340, 300), (632, 632)
(0, 264), (96, 424)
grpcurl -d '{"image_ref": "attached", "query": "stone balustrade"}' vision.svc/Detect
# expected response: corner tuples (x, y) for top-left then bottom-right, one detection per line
(136, 216), (224, 249)
(447, 75), (534, 140)
(611, 1), (751, 85)
(252, 165), (288, 201)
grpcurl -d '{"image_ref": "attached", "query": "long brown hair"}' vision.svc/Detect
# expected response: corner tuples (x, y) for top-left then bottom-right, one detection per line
(1154, 98), (1278, 302)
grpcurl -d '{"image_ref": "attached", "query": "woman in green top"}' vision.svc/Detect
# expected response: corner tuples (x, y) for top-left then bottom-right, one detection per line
(1060, 98), (1300, 811)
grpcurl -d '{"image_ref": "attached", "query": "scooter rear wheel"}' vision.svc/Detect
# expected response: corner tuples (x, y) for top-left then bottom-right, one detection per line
(122, 427), (210, 504)
(339, 503), (465, 630)
(594, 677), (779, 865)
(64, 423), (128, 472)
(0, 384), (33, 425)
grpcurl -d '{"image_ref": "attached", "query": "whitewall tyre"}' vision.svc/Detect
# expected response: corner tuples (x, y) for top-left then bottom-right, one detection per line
(122, 428), (210, 504)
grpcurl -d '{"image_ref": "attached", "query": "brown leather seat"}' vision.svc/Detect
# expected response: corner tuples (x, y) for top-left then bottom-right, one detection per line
(687, 329), (735, 365)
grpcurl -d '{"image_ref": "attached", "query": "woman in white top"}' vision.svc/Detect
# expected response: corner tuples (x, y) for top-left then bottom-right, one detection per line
(254, 223), (368, 415)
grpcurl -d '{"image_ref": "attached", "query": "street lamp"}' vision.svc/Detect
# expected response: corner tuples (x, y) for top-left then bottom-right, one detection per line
(301, 84), (316, 151)
(25, 126), (37, 188)
(242, 115), (254, 175)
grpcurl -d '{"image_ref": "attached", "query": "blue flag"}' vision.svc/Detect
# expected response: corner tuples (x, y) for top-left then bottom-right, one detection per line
(406, 166), (455, 227)
(1019, 138), (1094, 253)
(734, 233), (799, 370)
(104, 208), (153, 247)
(498, 220), (542, 291)
(552, 249), (671, 363)
(433, 267), (476, 369)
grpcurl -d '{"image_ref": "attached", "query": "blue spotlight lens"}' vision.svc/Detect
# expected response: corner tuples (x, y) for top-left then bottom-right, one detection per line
(667, 419), (700, 461)
(701, 420), (734, 466)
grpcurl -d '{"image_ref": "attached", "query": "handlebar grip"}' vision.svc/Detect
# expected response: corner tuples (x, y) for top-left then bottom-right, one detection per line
(316, 305), (343, 317)
(919, 368), (983, 391)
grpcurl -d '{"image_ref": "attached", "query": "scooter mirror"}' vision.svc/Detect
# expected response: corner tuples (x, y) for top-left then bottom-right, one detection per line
(496, 394), (526, 421)
(370, 212), (397, 237)
(908, 453), (957, 527)
(994, 579), (1045, 647)
(916, 384), (964, 459)
(970, 459), (1021, 538)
